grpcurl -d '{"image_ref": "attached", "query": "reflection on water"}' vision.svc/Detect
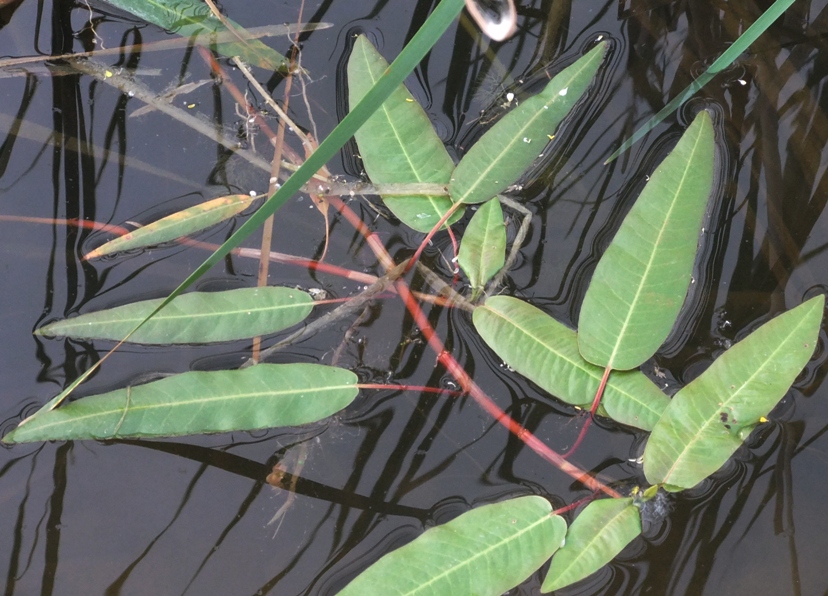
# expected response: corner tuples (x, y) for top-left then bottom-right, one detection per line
(1, 0), (828, 594)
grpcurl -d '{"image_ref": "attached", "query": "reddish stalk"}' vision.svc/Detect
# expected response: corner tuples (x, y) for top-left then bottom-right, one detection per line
(0, 215), (130, 236)
(396, 279), (620, 498)
(405, 200), (463, 274)
(562, 364), (612, 459)
(553, 494), (597, 516)
(7, 213), (379, 283)
(328, 195), (619, 498)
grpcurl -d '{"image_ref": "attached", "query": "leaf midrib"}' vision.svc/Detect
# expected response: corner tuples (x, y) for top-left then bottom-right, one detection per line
(19, 383), (356, 433)
(358, 43), (447, 216)
(605, 124), (705, 368)
(663, 311), (812, 483)
(484, 305), (659, 415)
(405, 513), (553, 595)
(47, 296), (310, 330)
(548, 504), (636, 584)
(456, 51), (600, 203)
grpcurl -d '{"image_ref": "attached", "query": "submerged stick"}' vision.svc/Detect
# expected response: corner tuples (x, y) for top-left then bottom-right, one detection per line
(243, 259), (410, 367)
(0, 23), (332, 69)
(67, 58), (273, 173)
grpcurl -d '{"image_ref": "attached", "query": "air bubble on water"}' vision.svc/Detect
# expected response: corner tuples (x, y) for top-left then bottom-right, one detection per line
(442, 379), (459, 391)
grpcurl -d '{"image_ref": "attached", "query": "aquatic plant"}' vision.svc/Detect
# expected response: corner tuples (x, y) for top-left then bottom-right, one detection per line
(2, 0), (818, 592)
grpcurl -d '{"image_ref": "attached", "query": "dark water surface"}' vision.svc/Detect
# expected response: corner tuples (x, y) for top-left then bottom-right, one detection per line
(1, 0), (828, 594)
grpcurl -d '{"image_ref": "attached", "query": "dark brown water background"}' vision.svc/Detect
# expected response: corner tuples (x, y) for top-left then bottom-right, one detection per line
(1, 0), (828, 593)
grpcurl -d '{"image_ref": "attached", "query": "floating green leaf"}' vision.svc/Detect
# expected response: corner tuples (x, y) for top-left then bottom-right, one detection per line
(542, 498), (641, 593)
(36, 287), (313, 345)
(643, 295), (823, 489)
(339, 495), (566, 596)
(103, 0), (290, 71)
(86, 194), (257, 260)
(458, 198), (506, 298)
(348, 34), (463, 233)
(474, 296), (669, 431)
(449, 42), (605, 205)
(578, 111), (715, 371)
(4, 364), (357, 443)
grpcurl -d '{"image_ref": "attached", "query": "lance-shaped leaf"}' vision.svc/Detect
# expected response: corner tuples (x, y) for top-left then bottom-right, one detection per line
(103, 0), (290, 71)
(4, 364), (357, 443)
(542, 498), (641, 592)
(643, 295), (824, 489)
(348, 34), (463, 233)
(458, 198), (506, 298)
(644, 296), (825, 488)
(86, 194), (257, 259)
(339, 495), (566, 596)
(36, 287), (313, 344)
(474, 296), (669, 430)
(449, 42), (605, 205)
(578, 111), (715, 371)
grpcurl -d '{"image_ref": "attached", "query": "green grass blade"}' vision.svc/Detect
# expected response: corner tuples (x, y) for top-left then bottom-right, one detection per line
(339, 496), (566, 596)
(349, 35), (462, 232)
(643, 295), (824, 489)
(449, 42), (606, 204)
(36, 287), (313, 344)
(29, 0), (466, 416)
(3, 364), (357, 443)
(542, 498), (641, 592)
(474, 296), (669, 431)
(578, 111), (714, 371)
(86, 194), (257, 259)
(103, 0), (291, 71)
(457, 198), (506, 298)
(606, 0), (796, 162)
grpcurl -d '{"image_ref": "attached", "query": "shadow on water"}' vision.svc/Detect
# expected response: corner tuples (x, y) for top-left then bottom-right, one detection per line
(1, 0), (828, 593)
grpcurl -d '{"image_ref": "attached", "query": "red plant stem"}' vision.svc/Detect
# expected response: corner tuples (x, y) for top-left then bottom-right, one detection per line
(562, 364), (611, 459)
(446, 224), (460, 285)
(396, 279), (620, 498)
(328, 195), (620, 498)
(0, 215), (130, 236)
(328, 197), (396, 271)
(405, 200), (463, 274)
(553, 494), (596, 516)
(5, 212), (384, 284)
